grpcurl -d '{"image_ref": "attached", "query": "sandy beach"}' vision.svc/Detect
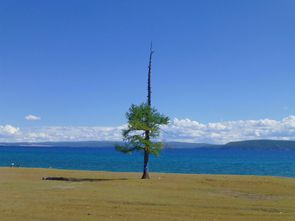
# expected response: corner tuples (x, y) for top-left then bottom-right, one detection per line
(0, 167), (295, 221)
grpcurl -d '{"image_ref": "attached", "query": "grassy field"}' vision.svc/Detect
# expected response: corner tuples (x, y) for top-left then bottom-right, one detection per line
(0, 168), (295, 221)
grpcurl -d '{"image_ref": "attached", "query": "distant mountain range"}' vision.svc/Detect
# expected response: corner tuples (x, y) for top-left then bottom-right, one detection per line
(1, 140), (295, 150)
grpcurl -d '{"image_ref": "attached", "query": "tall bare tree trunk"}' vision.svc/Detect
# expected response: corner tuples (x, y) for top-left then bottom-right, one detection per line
(142, 43), (154, 179)
(147, 43), (153, 107)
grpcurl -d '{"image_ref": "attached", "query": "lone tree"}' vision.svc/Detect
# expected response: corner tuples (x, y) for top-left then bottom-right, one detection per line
(116, 45), (169, 179)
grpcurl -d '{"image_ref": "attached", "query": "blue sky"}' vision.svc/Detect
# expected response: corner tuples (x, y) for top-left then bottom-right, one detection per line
(1, 1), (295, 142)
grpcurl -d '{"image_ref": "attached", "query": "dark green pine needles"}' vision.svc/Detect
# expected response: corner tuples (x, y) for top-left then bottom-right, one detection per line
(116, 103), (169, 156)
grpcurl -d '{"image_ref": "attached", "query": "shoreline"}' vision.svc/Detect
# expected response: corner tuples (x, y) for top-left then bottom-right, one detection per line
(1, 166), (295, 180)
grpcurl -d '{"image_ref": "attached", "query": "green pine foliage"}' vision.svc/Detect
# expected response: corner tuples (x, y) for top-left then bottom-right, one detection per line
(116, 103), (169, 156)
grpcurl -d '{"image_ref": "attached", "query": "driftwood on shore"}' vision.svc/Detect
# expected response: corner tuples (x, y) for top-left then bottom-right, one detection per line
(42, 177), (127, 182)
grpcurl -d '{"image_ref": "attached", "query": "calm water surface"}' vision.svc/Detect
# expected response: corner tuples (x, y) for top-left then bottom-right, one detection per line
(0, 146), (295, 178)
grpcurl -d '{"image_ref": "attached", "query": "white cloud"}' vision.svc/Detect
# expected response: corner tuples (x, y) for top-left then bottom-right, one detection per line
(161, 116), (295, 143)
(0, 125), (20, 140)
(19, 125), (126, 142)
(0, 125), (20, 135)
(25, 115), (41, 121)
(2, 115), (295, 143)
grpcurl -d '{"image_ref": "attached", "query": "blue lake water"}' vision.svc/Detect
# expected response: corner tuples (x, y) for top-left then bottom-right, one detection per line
(1, 146), (295, 178)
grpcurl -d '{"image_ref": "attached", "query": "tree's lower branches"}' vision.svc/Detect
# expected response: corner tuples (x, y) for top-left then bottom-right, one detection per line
(115, 140), (164, 156)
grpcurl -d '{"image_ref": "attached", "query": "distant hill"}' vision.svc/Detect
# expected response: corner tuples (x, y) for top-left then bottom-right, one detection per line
(0, 141), (119, 148)
(223, 140), (295, 151)
(164, 140), (295, 150)
(0, 141), (215, 149)
(163, 142), (218, 149)
(1, 139), (295, 150)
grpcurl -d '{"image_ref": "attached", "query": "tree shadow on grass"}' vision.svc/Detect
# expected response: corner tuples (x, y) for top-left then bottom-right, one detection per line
(42, 177), (128, 182)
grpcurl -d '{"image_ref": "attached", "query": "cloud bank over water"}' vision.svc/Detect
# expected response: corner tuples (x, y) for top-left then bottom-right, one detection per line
(161, 116), (295, 143)
(1, 115), (295, 144)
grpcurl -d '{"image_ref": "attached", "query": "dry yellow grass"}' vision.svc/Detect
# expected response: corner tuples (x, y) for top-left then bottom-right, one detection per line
(0, 167), (295, 221)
